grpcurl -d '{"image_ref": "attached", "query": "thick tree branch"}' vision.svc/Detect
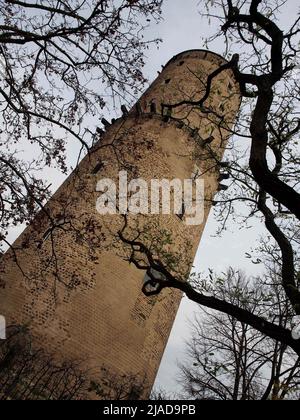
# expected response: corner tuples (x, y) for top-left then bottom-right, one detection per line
(118, 223), (300, 356)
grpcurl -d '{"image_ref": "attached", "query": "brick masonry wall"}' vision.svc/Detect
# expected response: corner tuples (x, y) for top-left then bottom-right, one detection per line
(0, 50), (240, 399)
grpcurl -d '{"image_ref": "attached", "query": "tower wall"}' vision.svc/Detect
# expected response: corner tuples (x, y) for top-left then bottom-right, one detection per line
(0, 50), (240, 399)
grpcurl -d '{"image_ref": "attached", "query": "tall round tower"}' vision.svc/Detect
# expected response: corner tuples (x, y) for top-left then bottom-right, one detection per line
(0, 50), (240, 399)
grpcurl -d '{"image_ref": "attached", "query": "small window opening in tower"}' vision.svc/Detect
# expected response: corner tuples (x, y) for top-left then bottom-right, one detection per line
(179, 61), (185, 66)
(92, 161), (104, 174)
(42, 227), (52, 242)
(219, 102), (225, 112)
(164, 78), (171, 84)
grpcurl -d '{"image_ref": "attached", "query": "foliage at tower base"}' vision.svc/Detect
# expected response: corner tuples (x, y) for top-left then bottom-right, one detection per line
(0, 326), (147, 400)
(0, 326), (87, 400)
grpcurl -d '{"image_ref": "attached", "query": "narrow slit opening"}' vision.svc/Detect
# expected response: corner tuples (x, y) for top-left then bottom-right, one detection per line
(92, 161), (104, 174)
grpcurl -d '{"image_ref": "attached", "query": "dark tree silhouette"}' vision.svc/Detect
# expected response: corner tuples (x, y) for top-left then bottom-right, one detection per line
(0, 325), (88, 400)
(179, 269), (300, 400)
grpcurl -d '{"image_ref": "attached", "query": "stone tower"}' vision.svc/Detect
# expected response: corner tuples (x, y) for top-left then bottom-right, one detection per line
(0, 50), (240, 399)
